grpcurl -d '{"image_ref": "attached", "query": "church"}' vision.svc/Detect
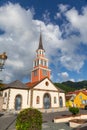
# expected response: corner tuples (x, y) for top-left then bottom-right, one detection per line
(2, 33), (66, 112)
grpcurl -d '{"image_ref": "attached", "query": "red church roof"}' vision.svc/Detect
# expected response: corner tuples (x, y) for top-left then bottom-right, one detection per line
(26, 81), (39, 88)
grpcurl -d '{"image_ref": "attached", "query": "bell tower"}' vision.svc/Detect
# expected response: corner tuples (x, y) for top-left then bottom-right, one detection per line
(31, 33), (51, 83)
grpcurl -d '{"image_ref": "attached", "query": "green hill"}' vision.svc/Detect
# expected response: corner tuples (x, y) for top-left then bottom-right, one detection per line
(54, 80), (87, 93)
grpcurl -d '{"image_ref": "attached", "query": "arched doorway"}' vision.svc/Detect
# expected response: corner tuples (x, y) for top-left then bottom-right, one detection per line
(43, 93), (51, 109)
(15, 95), (22, 110)
(59, 96), (63, 107)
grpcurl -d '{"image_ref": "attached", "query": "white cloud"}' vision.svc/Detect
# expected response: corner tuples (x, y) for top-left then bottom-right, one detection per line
(65, 7), (87, 43)
(42, 10), (50, 24)
(58, 72), (75, 82)
(54, 13), (61, 20)
(54, 4), (69, 20)
(58, 72), (69, 78)
(58, 72), (69, 82)
(0, 3), (87, 83)
(69, 79), (75, 82)
(58, 4), (69, 13)
(60, 54), (85, 72)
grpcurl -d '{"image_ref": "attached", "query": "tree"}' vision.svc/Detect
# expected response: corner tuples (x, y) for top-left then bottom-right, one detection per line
(16, 108), (42, 130)
(69, 107), (79, 115)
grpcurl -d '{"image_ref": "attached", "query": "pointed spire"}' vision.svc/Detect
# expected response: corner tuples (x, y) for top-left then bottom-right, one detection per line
(37, 31), (45, 52)
(38, 32), (44, 50)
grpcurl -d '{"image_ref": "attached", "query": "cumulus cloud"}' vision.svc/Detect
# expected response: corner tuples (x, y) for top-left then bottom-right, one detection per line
(54, 4), (69, 20)
(58, 72), (75, 82)
(58, 72), (69, 79)
(0, 3), (87, 83)
(65, 7), (87, 43)
(54, 13), (61, 20)
(42, 10), (51, 24)
(58, 72), (68, 82)
(58, 4), (69, 13)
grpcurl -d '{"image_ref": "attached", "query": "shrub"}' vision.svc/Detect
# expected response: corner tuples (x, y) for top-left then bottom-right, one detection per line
(16, 108), (42, 130)
(69, 107), (79, 115)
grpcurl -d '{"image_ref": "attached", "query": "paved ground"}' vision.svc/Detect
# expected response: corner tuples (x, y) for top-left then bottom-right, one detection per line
(0, 109), (87, 130)
(0, 113), (16, 130)
(42, 111), (74, 130)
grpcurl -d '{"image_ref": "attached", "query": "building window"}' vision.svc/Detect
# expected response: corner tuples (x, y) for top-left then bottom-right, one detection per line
(3, 92), (7, 104)
(34, 61), (37, 67)
(34, 70), (37, 76)
(40, 51), (41, 54)
(41, 59), (43, 65)
(45, 81), (49, 86)
(59, 96), (63, 107)
(82, 100), (86, 104)
(15, 95), (22, 110)
(79, 95), (82, 99)
(37, 59), (39, 66)
(42, 70), (47, 76)
(45, 61), (47, 66)
(54, 97), (57, 104)
(43, 60), (47, 66)
(36, 96), (40, 104)
(43, 93), (51, 109)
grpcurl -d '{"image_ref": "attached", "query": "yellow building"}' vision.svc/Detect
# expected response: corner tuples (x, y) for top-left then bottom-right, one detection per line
(66, 89), (87, 108)
(74, 91), (87, 108)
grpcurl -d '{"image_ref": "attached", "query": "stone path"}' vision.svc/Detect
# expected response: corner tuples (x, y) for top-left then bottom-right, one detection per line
(0, 109), (87, 130)
(42, 122), (73, 130)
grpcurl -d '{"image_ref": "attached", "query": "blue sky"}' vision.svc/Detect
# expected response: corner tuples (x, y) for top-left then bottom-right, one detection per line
(0, 0), (87, 83)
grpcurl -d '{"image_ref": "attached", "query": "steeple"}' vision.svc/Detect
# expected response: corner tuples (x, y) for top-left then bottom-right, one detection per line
(37, 32), (45, 52)
(31, 32), (51, 83)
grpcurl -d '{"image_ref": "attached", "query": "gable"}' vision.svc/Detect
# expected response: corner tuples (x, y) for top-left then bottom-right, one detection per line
(33, 78), (58, 91)
(76, 92), (87, 99)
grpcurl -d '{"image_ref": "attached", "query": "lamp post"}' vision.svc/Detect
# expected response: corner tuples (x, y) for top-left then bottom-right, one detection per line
(0, 52), (7, 71)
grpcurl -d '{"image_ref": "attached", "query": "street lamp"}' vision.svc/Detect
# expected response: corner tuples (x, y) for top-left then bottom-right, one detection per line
(0, 52), (7, 71)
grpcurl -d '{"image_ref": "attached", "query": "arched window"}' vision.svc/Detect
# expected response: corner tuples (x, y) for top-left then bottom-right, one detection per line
(59, 96), (63, 107)
(54, 97), (57, 104)
(36, 96), (40, 104)
(4, 92), (7, 97)
(43, 93), (51, 109)
(15, 95), (22, 110)
(3, 92), (7, 104)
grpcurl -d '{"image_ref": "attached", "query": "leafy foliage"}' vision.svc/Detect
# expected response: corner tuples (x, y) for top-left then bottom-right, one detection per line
(69, 107), (79, 115)
(54, 80), (87, 93)
(54, 82), (76, 93)
(16, 108), (42, 130)
(0, 81), (4, 91)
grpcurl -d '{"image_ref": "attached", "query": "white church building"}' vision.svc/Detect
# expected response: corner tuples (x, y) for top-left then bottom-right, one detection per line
(2, 33), (66, 112)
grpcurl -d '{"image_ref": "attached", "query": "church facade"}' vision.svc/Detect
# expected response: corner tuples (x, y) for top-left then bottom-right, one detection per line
(2, 33), (65, 112)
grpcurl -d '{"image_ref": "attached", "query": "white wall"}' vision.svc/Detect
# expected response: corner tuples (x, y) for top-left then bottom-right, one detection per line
(32, 78), (66, 109)
(3, 88), (31, 110)
(8, 89), (30, 110)
(34, 78), (58, 91)
(2, 89), (9, 110)
(32, 90), (59, 108)
(59, 93), (66, 107)
(31, 78), (61, 108)
(2, 78), (66, 111)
